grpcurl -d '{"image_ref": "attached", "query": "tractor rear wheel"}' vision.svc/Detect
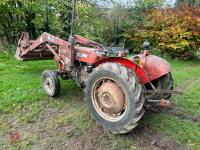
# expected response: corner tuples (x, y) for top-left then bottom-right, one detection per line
(42, 70), (60, 97)
(145, 72), (173, 100)
(85, 63), (145, 134)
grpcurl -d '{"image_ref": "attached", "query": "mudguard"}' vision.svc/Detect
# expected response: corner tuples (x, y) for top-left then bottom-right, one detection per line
(139, 55), (171, 82)
(94, 57), (149, 84)
(94, 55), (171, 85)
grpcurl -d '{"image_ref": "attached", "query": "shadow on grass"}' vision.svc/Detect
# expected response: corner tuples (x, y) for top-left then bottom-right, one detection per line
(59, 80), (83, 101)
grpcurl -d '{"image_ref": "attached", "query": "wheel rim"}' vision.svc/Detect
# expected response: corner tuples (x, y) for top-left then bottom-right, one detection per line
(92, 77), (128, 122)
(44, 77), (54, 95)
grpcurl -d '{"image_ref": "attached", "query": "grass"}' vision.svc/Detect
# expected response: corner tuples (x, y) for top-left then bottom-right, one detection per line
(170, 59), (200, 115)
(0, 51), (200, 150)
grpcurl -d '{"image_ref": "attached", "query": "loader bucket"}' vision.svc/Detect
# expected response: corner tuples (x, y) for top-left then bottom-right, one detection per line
(16, 32), (54, 61)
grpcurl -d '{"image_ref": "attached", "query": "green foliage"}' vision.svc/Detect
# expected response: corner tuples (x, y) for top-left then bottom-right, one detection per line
(0, 0), (72, 43)
(135, 0), (165, 11)
(75, 1), (111, 43)
(75, 1), (135, 44)
(0, 0), (199, 60)
(125, 5), (200, 59)
(176, 0), (200, 7)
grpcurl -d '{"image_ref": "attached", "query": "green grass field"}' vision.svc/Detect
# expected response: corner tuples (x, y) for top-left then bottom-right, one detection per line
(0, 51), (200, 150)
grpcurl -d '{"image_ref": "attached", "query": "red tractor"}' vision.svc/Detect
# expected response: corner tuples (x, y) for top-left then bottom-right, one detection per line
(16, 32), (174, 134)
(15, 0), (175, 134)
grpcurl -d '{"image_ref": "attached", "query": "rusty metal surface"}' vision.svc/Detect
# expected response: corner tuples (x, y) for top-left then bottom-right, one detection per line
(97, 81), (125, 114)
(147, 99), (171, 107)
(74, 35), (103, 49)
(94, 57), (149, 84)
(16, 32), (106, 72)
(16, 32), (173, 87)
(92, 78), (127, 122)
(74, 46), (106, 64)
(136, 54), (171, 82)
(160, 99), (171, 107)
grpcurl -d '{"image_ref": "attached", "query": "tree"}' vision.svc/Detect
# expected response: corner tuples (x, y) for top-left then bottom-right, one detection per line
(0, 0), (72, 43)
(176, 0), (200, 6)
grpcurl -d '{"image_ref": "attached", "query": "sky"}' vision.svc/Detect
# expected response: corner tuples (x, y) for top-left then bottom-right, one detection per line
(96, 0), (176, 8)
(165, 0), (176, 6)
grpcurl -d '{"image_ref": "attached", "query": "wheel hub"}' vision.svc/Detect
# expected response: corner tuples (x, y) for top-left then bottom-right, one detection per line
(101, 92), (113, 107)
(45, 77), (53, 93)
(97, 81), (125, 114)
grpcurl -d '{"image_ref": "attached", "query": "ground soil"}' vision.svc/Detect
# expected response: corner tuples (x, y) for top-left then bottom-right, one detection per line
(128, 109), (188, 150)
(3, 104), (189, 150)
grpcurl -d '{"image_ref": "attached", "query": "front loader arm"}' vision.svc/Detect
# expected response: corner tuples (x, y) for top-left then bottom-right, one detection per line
(19, 32), (68, 57)
(16, 32), (74, 71)
(74, 35), (104, 50)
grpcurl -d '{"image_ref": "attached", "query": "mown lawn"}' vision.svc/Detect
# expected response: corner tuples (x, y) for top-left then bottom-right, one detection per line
(0, 51), (200, 150)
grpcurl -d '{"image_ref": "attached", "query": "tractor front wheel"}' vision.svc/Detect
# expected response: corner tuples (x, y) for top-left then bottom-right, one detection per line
(85, 63), (145, 134)
(42, 70), (60, 97)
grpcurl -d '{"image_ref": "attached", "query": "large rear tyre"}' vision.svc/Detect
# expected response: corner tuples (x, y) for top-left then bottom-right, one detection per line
(85, 63), (145, 134)
(145, 72), (173, 100)
(42, 70), (60, 97)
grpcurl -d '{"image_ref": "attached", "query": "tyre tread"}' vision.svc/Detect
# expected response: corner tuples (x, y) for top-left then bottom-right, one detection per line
(86, 63), (145, 134)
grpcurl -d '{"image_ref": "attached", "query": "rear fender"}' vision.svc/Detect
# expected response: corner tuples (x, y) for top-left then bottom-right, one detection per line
(94, 57), (149, 84)
(140, 55), (171, 82)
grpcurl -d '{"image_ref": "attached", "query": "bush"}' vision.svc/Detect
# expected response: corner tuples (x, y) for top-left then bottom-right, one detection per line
(125, 5), (200, 59)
